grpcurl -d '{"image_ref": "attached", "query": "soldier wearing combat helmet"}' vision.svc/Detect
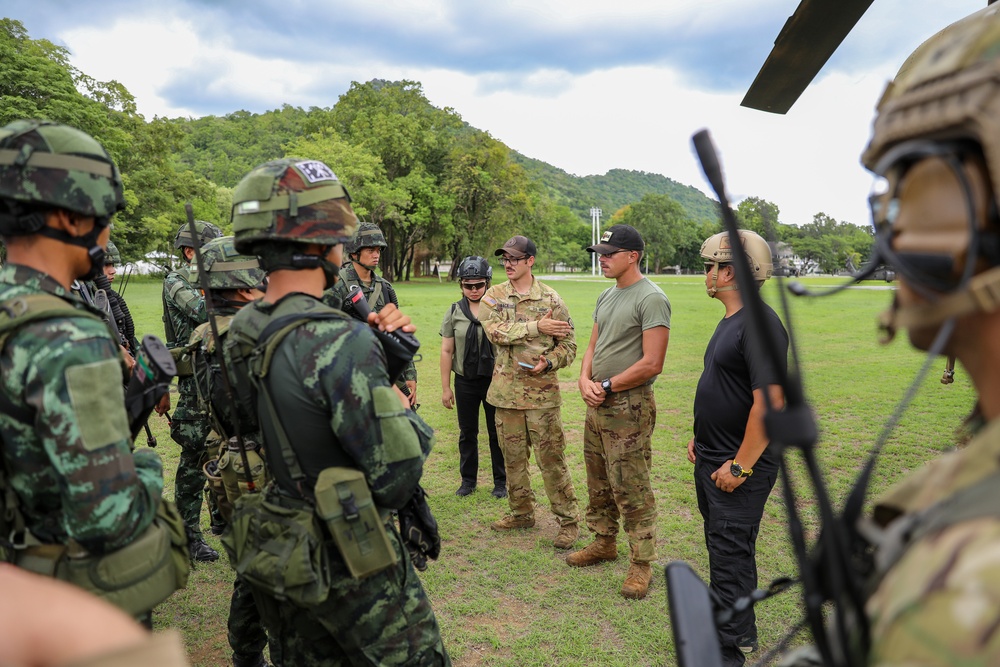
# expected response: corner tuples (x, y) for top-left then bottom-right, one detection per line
(224, 158), (449, 664)
(0, 120), (169, 610)
(161, 217), (224, 563)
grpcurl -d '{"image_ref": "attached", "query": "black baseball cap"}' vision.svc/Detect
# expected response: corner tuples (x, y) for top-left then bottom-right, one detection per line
(494, 235), (537, 258)
(587, 224), (645, 254)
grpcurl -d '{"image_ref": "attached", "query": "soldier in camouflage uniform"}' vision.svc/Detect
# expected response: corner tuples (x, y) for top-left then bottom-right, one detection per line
(480, 235), (580, 549)
(186, 236), (276, 667)
(162, 219), (224, 562)
(226, 157), (449, 665)
(324, 221), (418, 406)
(776, 8), (1000, 666)
(570, 225), (671, 600)
(0, 120), (165, 603)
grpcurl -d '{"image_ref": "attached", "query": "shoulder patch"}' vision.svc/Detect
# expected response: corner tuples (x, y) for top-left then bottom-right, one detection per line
(296, 160), (337, 183)
(66, 358), (130, 451)
(482, 296), (497, 307)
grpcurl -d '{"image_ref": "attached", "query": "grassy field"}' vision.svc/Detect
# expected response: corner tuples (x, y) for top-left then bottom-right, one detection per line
(118, 270), (975, 666)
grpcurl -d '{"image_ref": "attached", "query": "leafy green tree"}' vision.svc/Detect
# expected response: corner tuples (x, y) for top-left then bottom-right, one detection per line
(618, 193), (695, 272)
(736, 197), (782, 241)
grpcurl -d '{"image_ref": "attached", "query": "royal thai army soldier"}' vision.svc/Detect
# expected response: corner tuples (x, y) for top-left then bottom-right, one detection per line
(186, 236), (275, 667)
(223, 157), (449, 665)
(162, 219), (224, 562)
(324, 221), (418, 406)
(571, 224), (671, 600)
(102, 240), (140, 356)
(0, 119), (185, 618)
(480, 235), (580, 549)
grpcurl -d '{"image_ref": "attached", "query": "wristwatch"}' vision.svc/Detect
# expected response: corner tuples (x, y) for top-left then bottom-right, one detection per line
(730, 461), (753, 478)
(601, 378), (612, 394)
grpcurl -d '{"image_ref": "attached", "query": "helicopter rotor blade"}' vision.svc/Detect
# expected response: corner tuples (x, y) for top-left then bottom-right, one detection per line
(741, 0), (875, 114)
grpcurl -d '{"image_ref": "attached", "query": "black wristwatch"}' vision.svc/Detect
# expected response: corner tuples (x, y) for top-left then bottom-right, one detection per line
(730, 461), (753, 478)
(601, 378), (612, 394)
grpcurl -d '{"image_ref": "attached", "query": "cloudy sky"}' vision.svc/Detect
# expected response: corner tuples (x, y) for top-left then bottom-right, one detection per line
(9, 0), (986, 227)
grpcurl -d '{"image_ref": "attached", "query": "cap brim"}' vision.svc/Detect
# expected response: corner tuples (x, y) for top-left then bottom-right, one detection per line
(587, 244), (621, 255)
(495, 248), (529, 258)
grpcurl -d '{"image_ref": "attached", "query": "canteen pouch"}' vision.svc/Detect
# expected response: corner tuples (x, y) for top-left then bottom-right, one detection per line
(313, 467), (397, 579)
(218, 440), (268, 508)
(221, 489), (330, 607)
(204, 458), (234, 522)
(169, 345), (194, 377)
(18, 499), (191, 617)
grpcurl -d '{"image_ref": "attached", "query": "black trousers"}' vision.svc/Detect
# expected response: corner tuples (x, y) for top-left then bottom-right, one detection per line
(454, 374), (505, 487)
(694, 458), (776, 667)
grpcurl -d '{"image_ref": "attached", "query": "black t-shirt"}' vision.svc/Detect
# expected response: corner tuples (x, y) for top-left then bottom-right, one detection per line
(693, 305), (788, 471)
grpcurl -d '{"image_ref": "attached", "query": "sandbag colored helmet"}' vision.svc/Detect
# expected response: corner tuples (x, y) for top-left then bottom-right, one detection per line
(231, 157), (357, 254)
(345, 221), (387, 256)
(0, 119), (124, 235)
(457, 255), (492, 282)
(196, 235), (265, 291)
(174, 220), (222, 249)
(700, 230), (773, 283)
(105, 240), (121, 265)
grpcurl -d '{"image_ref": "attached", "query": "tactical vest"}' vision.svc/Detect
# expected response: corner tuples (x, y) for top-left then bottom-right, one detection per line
(0, 293), (190, 615)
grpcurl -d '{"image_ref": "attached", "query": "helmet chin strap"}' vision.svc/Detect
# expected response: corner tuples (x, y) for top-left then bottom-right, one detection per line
(37, 220), (108, 281)
(350, 252), (379, 273)
(706, 261), (739, 298)
(879, 264), (1000, 340)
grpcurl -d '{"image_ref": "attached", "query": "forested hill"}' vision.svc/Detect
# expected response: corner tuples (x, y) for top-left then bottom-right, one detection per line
(513, 153), (718, 223)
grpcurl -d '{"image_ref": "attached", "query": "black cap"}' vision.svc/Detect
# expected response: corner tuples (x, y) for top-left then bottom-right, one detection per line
(494, 235), (537, 258)
(587, 224), (645, 254)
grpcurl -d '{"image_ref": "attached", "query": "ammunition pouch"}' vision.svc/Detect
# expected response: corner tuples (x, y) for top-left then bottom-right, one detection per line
(221, 488), (330, 607)
(218, 438), (268, 511)
(15, 499), (190, 617)
(314, 467), (396, 579)
(170, 345), (194, 377)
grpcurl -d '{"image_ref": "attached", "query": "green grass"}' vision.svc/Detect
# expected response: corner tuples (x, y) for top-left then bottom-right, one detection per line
(119, 272), (975, 666)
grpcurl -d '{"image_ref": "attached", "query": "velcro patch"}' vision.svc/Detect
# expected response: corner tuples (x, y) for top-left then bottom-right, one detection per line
(296, 160), (337, 184)
(482, 296), (497, 307)
(371, 385), (421, 463)
(66, 358), (130, 451)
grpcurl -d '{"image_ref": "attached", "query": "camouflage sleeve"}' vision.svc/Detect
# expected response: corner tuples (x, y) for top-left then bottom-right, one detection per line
(309, 321), (431, 510)
(164, 272), (207, 325)
(480, 289), (536, 346)
(547, 295), (577, 370)
(22, 319), (162, 553)
(324, 280), (348, 310)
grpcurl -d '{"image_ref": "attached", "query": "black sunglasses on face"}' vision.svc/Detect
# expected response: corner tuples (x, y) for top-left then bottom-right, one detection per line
(462, 282), (487, 290)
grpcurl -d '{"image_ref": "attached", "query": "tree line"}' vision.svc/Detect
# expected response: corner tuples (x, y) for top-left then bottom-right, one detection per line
(0, 18), (874, 277)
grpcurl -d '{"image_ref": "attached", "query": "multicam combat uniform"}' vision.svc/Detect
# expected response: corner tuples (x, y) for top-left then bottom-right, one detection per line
(228, 294), (449, 666)
(480, 277), (579, 526)
(584, 278), (671, 565)
(0, 264), (164, 564)
(325, 261), (418, 389)
(162, 264), (216, 548)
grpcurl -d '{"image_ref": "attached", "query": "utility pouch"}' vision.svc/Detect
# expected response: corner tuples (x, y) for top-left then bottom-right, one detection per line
(203, 458), (234, 522)
(221, 488), (330, 607)
(218, 438), (268, 507)
(18, 499), (190, 617)
(170, 346), (194, 377)
(313, 467), (397, 579)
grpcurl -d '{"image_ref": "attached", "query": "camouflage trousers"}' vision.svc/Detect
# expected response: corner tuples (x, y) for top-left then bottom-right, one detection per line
(495, 406), (579, 526)
(583, 386), (658, 564)
(170, 378), (216, 540)
(229, 575), (282, 666)
(253, 526), (450, 666)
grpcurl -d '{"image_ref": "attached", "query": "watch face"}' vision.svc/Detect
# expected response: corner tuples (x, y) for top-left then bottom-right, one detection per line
(602, 380), (611, 392)
(730, 463), (743, 478)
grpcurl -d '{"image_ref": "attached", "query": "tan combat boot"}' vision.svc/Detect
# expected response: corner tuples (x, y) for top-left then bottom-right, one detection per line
(491, 513), (535, 531)
(621, 562), (652, 600)
(565, 534), (618, 567)
(553, 523), (579, 549)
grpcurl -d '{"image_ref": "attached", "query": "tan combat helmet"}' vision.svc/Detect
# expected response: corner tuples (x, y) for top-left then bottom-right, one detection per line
(700, 229), (773, 297)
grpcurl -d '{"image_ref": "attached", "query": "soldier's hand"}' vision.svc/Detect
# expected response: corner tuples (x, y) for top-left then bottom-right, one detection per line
(370, 302), (415, 334)
(154, 393), (171, 416)
(406, 381), (418, 407)
(392, 384), (411, 409)
(711, 460), (744, 492)
(442, 387), (455, 409)
(527, 359), (548, 375)
(686, 438), (697, 464)
(579, 377), (605, 408)
(120, 345), (136, 375)
(537, 311), (571, 339)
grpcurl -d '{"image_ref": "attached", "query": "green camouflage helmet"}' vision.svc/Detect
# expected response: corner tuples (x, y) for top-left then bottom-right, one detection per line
(105, 239), (121, 265)
(174, 219), (222, 249)
(345, 221), (388, 256)
(0, 119), (125, 234)
(195, 235), (265, 291)
(231, 157), (357, 254)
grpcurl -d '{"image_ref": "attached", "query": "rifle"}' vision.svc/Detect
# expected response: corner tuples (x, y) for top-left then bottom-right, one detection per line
(342, 284), (420, 385)
(184, 204), (258, 494)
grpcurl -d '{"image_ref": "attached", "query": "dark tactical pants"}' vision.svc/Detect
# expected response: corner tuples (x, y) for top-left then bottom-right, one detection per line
(230, 575), (282, 666)
(454, 374), (505, 489)
(170, 377), (215, 540)
(694, 457), (776, 667)
(582, 386), (657, 564)
(495, 406), (578, 526)
(253, 526), (450, 666)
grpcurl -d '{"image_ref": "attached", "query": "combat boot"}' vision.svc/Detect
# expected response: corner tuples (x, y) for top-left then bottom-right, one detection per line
(189, 538), (220, 563)
(553, 523), (579, 549)
(566, 534), (618, 567)
(490, 513), (535, 531)
(621, 562), (652, 600)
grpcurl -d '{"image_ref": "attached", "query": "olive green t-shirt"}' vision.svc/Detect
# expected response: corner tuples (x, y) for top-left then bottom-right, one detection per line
(440, 300), (481, 377)
(590, 277), (671, 382)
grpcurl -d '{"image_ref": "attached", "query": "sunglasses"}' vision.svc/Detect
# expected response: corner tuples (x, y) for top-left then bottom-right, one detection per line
(462, 282), (487, 290)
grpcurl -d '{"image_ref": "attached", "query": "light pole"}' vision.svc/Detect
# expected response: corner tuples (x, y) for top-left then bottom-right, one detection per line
(590, 206), (602, 277)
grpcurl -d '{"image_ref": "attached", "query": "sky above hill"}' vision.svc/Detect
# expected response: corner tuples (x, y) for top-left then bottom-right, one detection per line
(10, 0), (986, 227)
